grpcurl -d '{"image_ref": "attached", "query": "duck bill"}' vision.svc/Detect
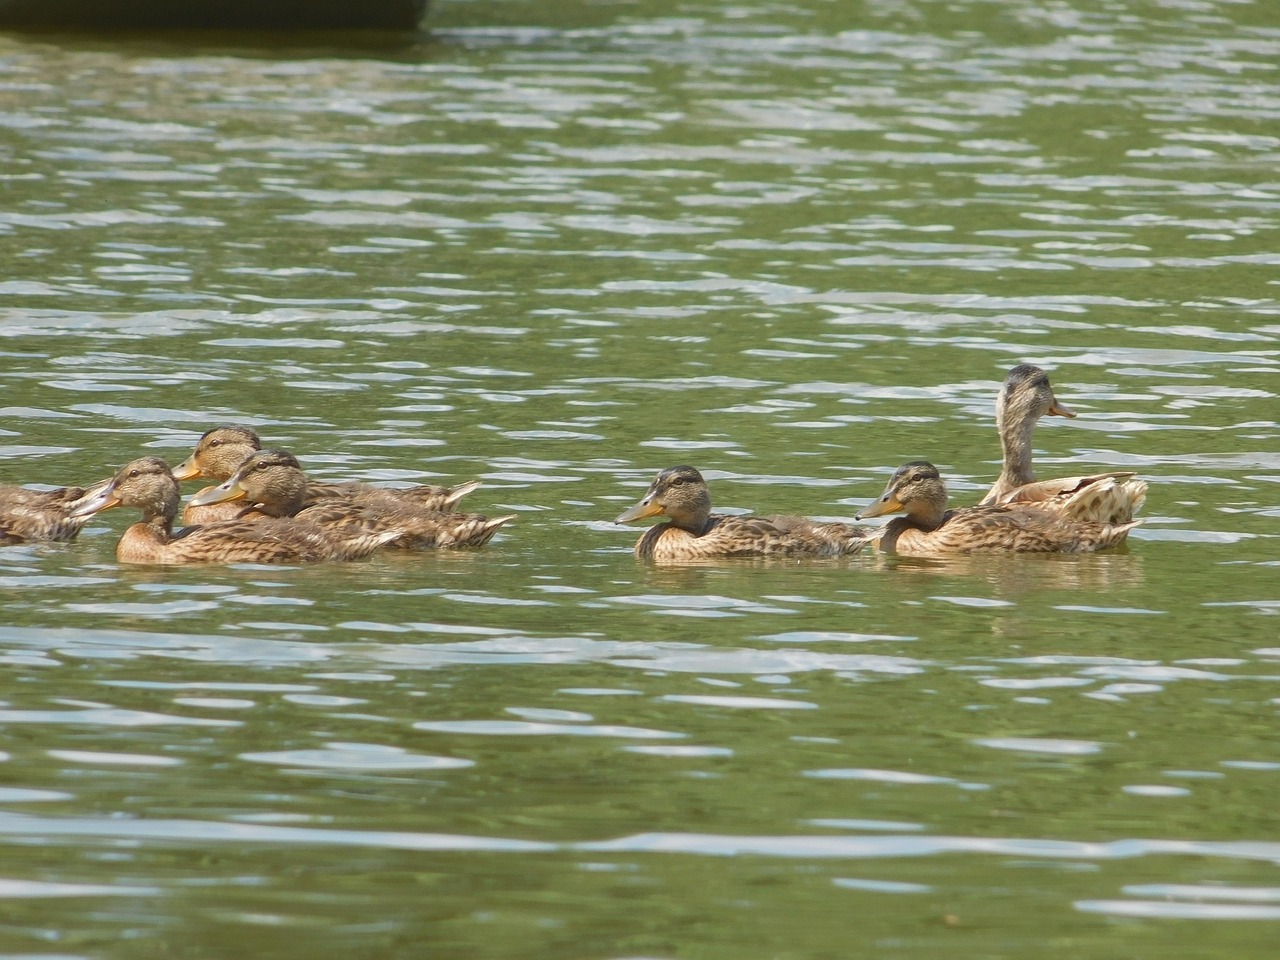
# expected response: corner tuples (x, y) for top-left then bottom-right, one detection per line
(67, 483), (122, 519)
(615, 496), (664, 525)
(171, 456), (203, 481)
(1048, 399), (1076, 418)
(855, 492), (903, 521)
(188, 478), (248, 507)
(78, 476), (112, 498)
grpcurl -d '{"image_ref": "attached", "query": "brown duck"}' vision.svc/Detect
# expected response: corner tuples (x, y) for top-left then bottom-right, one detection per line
(68, 457), (397, 564)
(980, 364), (1147, 524)
(615, 465), (870, 560)
(173, 424), (480, 524)
(188, 449), (513, 549)
(1, 478), (107, 544)
(858, 460), (1140, 555)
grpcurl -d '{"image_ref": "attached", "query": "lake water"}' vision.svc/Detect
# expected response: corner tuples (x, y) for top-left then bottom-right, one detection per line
(1, 0), (1278, 956)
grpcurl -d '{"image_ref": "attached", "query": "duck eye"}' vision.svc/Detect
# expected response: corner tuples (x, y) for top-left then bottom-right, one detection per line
(209, 439), (221, 447)
(129, 469), (140, 478)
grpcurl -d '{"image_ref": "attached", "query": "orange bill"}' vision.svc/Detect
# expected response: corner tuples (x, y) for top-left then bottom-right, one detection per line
(615, 497), (665, 525)
(188, 479), (248, 508)
(855, 493), (903, 521)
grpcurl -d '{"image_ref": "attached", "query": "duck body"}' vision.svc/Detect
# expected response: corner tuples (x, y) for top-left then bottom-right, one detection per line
(70, 457), (396, 565)
(1, 483), (100, 544)
(174, 425), (481, 524)
(979, 364), (1147, 524)
(302, 478), (481, 515)
(188, 450), (512, 550)
(860, 461), (1139, 556)
(616, 465), (869, 561)
(986, 473), (1149, 526)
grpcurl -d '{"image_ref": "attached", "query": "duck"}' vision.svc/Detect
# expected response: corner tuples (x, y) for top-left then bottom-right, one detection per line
(614, 465), (870, 560)
(979, 364), (1147, 523)
(1, 477), (109, 544)
(857, 460), (1140, 555)
(68, 457), (398, 565)
(188, 449), (513, 549)
(173, 424), (481, 524)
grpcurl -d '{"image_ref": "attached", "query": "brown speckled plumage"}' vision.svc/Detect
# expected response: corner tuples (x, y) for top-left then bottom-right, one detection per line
(174, 424), (480, 524)
(1, 479), (108, 544)
(69, 457), (396, 565)
(615, 465), (870, 561)
(859, 461), (1140, 555)
(979, 364), (1147, 524)
(189, 450), (512, 550)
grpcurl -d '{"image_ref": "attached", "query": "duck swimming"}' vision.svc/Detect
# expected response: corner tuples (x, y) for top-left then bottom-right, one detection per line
(173, 424), (480, 524)
(1, 475), (113, 544)
(615, 465), (870, 560)
(68, 457), (397, 565)
(858, 460), (1140, 555)
(188, 449), (513, 549)
(979, 364), (1147, 524)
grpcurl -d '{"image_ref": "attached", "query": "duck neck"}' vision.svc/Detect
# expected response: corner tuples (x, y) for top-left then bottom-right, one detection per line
(140, 511), (177, 544)
(666, 493), (713, 535)
(254, 471), (309, 518)
(249, 495), (301, 519)
(141, 485), (181, 543)
(996, 399), (1037, 489)
(901, 483), (949, 533)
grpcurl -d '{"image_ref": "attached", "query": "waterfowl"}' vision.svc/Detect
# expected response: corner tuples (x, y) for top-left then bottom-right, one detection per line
(173, 425), (481, 524)
(1, 480), (106, 544)
(69, 457), (397, 565)
(172, 425), (264, 523)
(858, 461), (1139, 555)
(979, 364), (1147, 523)
(615, 465), (870, 560)
(189, 449), (513, 549)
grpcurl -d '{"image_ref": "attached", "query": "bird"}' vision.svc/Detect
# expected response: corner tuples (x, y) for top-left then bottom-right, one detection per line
(68, 457), (398, 564)
(171, 424), (270, 523)
(1, 478), (108, 544)
(979, 364), (1147, 524)
(614, 465), (870, 560)
(172, 424), (481, 524)
(187, 449), (513, 549)
(857, 460), (1140, 555)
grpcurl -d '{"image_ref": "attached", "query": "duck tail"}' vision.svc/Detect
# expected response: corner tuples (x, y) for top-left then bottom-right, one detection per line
(1062, 477), (1149, 525)
(337, 529), (404, 560)
(442, 479), (482, 510)
(445, 513), (515, 548)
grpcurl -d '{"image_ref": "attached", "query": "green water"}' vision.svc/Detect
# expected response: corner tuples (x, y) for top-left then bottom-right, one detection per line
(1, 0), (1278, 956)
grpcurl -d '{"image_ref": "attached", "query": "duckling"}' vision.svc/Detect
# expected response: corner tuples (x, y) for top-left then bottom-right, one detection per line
(615, 465), (870, 560)
(858, 461), (1139, 555)
(68, 457), (397, 565)
(1, 479), (105, 544)
(980, 364), (1147, 523)
(173, 424), (480, 524)
(189, 449), (513, 549)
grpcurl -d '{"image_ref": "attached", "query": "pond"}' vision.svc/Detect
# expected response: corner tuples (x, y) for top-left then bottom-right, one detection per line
(1, 0), (1278, 956)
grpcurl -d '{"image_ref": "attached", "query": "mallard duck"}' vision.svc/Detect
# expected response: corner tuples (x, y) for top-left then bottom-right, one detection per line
(1, 479), (107, 544)
(172, 425), (264, 523)
(614, 465), (870, 560)
(188, 449), (513, 549)
(68, 457), (397, 565)
(857, 461), (1140, 555)
(979, 364), (1147, 523)
(173, 424), (481, 524)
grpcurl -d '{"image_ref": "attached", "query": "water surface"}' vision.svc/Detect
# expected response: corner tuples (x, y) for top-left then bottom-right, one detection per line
(1, 0), (1278, 956)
